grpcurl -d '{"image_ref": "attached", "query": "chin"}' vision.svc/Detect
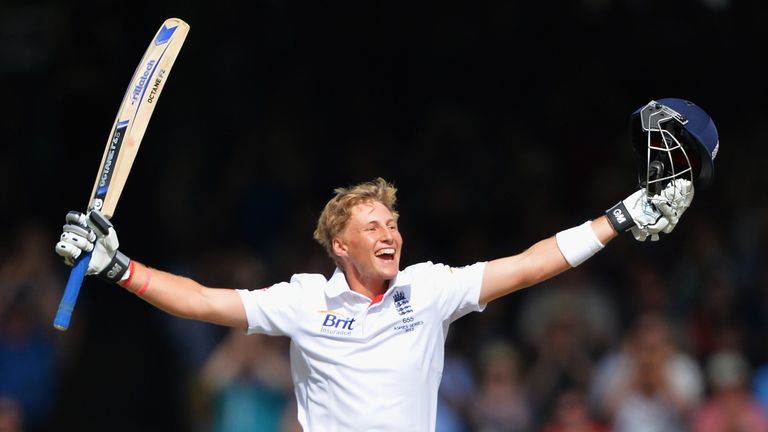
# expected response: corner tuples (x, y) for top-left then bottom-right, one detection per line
(381, 265), (400, 280)
(370, 257), (400, 281)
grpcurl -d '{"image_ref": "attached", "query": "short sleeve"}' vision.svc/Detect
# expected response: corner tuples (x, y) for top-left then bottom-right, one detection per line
(236, 281), (300, 336)
(425, 261), (487, 323)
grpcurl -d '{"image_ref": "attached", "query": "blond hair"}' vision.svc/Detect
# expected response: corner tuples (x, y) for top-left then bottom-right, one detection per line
(314, 178), (399, 265)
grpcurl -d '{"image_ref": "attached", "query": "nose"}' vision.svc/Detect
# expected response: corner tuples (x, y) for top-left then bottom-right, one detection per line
(381, 226), (394, 243)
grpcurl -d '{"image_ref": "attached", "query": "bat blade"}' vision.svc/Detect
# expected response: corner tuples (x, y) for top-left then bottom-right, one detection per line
(90, 18), (190, 218)
(53, 18), (190, 331)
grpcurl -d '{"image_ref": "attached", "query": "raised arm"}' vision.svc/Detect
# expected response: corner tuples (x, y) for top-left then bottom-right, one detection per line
(119, 261), (246, 328)
(56, 211), (247, 328)
(480, 216), (616, 304)
(479, 181), (692, 305)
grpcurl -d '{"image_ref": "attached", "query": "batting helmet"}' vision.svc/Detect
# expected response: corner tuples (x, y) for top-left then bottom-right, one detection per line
(630, 98), (719, 193)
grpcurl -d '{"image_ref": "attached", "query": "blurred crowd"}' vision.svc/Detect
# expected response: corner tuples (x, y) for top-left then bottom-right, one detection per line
(3, 0), (768, 431)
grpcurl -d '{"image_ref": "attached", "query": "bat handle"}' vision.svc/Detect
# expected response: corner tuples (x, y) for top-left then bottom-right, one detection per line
(53, 251), (92, 331)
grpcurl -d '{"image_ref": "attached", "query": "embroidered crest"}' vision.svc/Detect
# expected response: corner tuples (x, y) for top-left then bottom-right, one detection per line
(393, 290), (413, 316)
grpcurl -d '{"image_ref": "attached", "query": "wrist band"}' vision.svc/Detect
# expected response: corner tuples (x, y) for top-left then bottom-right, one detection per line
(555, 221), (604, 267)
(119, 260), (136, 289)
(606, 201), (634, 232)
(135, 268), (153, 296)
(97, 251), (131, 284)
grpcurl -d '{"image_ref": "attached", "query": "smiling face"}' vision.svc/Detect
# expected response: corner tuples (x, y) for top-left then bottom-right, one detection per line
(332, 200), (403, 294)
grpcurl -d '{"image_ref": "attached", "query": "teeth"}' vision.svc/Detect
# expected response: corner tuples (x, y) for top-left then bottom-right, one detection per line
(375, 248), (395, 256)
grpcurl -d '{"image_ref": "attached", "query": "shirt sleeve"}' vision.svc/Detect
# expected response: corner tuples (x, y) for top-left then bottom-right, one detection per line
(236, 281), (300, 337)
(427, 261), (487, 323)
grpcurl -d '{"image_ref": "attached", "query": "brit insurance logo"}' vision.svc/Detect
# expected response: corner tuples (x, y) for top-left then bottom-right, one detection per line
(317, 310), (356, 336)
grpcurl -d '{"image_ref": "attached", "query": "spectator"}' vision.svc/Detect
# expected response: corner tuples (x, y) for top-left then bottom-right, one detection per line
(517, 271), (618, 425)
(200, 328), (299, 432)
(542, 388), (609, 432)
(590, 311), (703, 432)
(436, 344), (475, 432)
(0, 223), (61, 431)
(691, 349), (768, 432)
(468, 340), (532, 432)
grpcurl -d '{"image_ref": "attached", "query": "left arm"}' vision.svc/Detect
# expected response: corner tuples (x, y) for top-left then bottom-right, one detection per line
(479, 178), (694, 304)
(479, 216), (617, 304)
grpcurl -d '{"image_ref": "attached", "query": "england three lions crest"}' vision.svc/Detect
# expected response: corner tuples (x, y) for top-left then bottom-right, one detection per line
(393, 291), (413, 316)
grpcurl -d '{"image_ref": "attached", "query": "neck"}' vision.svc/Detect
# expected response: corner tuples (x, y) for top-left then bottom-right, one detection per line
(341, 266), (389, 300)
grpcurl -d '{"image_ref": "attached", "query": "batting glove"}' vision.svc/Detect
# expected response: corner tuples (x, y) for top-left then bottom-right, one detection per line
(55, 210), (131, 283)
(651, 178), (694, 230)
(606, 179), (694, 242)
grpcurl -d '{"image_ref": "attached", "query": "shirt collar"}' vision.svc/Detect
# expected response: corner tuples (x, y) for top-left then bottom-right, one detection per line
(326, 267), (412, 298)
(326, 267), (350, 297)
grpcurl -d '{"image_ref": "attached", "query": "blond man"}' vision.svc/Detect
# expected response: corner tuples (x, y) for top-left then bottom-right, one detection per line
(57, 175), (690, 431)
(56, 98), (718, 430)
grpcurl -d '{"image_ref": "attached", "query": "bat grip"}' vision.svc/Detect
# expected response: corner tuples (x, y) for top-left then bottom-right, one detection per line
(53, 252), (92, 331)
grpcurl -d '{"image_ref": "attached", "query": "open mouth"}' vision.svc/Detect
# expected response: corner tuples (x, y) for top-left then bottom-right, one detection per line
(375, 248), (396, 261)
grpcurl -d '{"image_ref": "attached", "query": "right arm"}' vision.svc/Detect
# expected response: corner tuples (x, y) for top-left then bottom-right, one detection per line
(120, 261), (247, 329)
(55, 210), (247, 329)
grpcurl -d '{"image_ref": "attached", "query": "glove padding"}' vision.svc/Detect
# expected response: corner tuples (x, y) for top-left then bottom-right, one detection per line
(651, 178), (694, 229)
(628, 179), (694, 241)
(55, 210), (129, 282)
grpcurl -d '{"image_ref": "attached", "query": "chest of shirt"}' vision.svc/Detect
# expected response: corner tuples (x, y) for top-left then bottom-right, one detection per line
(293, 287), (441, 360)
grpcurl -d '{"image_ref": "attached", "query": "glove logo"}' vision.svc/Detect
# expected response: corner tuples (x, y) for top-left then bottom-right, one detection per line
(612, 208), (627, 224)
(107, 262), (124, 279)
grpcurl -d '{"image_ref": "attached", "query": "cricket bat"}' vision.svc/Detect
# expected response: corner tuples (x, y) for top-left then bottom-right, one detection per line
(53, 18), (190, 331)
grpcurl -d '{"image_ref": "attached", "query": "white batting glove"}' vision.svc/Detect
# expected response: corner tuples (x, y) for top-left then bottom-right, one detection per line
(606, 179), (694, 242)
(651, 179), (694, 233)
(633, 179), (694, 241)
(630, 223), (661, 242)
(623, 189), (670, 241)
(55, 210), (131, 283)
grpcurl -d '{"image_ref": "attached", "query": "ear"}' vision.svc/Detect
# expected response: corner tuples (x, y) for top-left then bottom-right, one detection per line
(332, 237), (348, 259)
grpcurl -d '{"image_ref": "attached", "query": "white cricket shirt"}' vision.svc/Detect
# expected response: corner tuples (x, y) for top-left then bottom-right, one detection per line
(237, 261), (487, 432)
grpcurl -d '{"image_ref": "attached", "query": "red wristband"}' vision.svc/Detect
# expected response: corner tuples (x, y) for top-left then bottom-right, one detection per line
(135, 268), (153, 296)
(119, 260), (136, 289)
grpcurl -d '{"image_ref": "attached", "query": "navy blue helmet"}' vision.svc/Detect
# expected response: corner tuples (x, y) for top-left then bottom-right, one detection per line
(630, 98), (719, 192)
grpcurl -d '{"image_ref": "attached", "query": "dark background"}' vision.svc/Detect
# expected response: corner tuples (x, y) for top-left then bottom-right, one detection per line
(2, 0), (767, 431)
